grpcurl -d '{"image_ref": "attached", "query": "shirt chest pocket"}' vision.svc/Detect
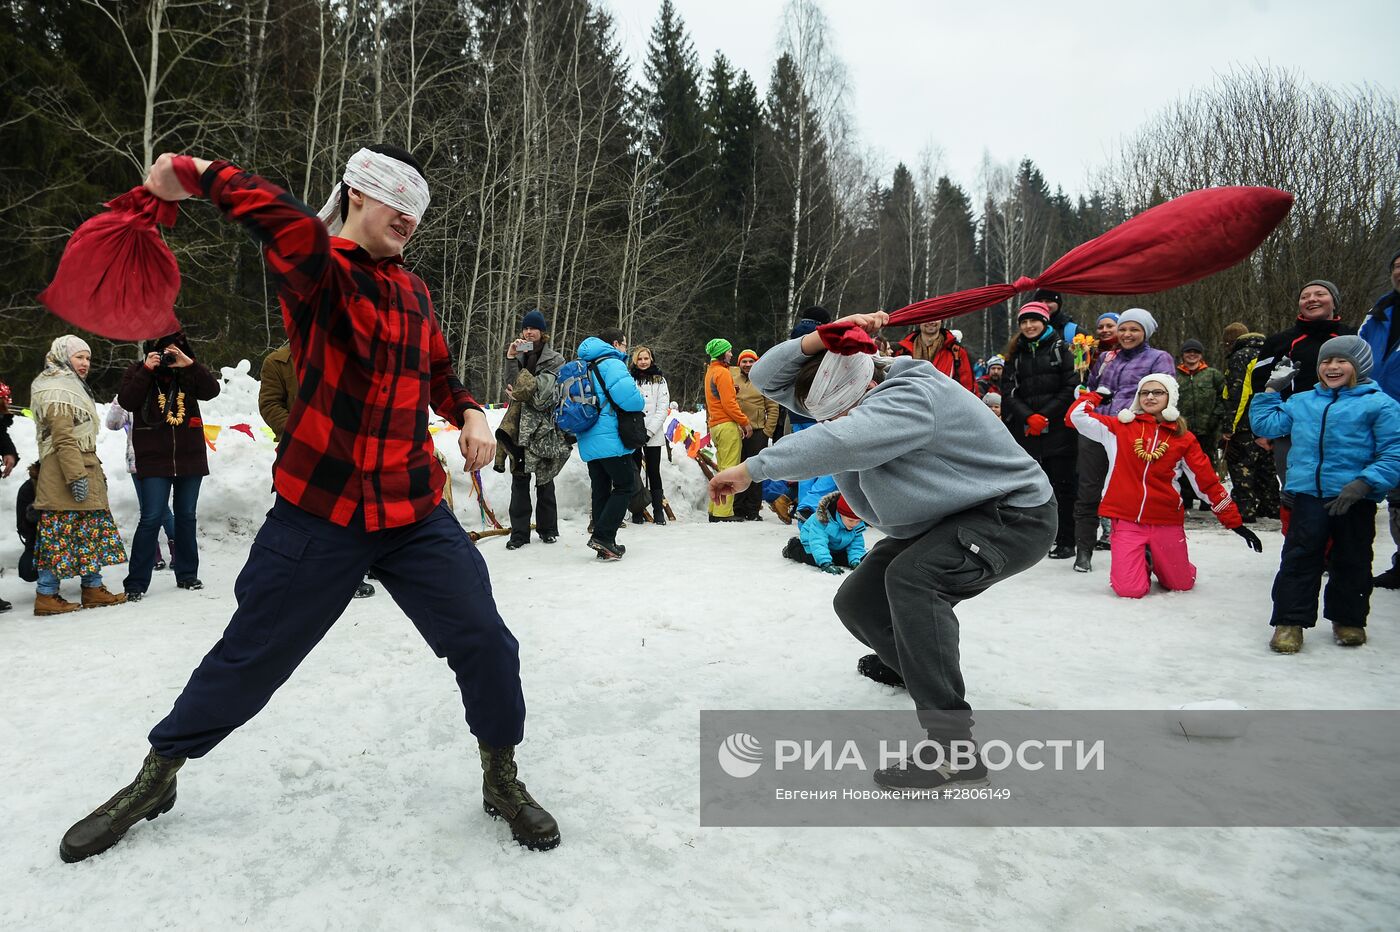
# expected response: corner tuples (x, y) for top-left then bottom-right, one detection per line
(372, 284), (430, 377)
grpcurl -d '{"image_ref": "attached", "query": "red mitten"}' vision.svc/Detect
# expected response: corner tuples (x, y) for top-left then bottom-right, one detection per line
(1026, 414), (1049, 436)
(816, 320), (879, 356)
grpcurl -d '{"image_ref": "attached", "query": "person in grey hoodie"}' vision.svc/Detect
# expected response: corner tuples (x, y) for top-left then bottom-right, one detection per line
(707, 311), (1056, 791)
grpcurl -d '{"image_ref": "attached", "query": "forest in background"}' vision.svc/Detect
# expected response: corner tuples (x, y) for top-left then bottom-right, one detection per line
(2, 0), (1397, 405)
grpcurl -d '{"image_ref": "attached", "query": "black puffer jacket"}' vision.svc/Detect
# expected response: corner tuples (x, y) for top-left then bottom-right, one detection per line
(1222, 332), (1266, 435)
(1002, 333), (1079, 459)
(1249, 315), (1356, 399)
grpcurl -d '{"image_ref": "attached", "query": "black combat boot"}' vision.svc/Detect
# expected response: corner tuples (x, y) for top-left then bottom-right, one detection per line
(480, 744), (560, 851)
(60, 749), (185, 863)
(652, 491), (667, 525)
(1073, 546), (1093, 573)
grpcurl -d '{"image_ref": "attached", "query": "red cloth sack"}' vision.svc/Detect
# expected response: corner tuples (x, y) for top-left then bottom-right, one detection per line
(37, 186), (183, 341)
(887, 186), (1294, 325)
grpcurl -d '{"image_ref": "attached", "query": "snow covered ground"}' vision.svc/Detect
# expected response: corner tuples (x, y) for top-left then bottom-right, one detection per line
(2, 364), (1399, 930)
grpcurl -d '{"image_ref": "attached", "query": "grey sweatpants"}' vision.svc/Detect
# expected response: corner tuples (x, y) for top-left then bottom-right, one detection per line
(833, 496), (1057, 742)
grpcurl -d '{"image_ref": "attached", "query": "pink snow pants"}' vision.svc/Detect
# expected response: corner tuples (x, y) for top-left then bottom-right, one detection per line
(1109, 519), (1197, 599)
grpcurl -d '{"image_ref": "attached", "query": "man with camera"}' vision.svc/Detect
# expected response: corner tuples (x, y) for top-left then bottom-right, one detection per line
(498, 308), (569, 550)
(117, 332), (221, 600)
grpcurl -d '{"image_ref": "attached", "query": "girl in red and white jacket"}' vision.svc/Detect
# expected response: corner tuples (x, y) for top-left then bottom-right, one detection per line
(1068, 373), (1263, 598)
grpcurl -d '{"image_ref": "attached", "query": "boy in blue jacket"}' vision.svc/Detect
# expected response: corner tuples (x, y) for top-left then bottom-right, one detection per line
(782, 492), (868, 572)
(575, 328), (645, 560)
(1251, 336), (1400, 653)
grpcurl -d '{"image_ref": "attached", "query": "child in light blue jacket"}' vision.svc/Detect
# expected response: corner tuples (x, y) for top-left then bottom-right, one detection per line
(1250, 335), (1400, 654)
(782, 492), (868, 573)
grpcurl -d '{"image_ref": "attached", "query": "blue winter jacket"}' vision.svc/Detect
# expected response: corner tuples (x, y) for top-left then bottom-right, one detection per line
(1250, 381), (1400, 500)
(799, 511), (869, 566)
(574, 337), (646, 462)
(1360, 293), (1400, 402)
(796, 474), (839, 517)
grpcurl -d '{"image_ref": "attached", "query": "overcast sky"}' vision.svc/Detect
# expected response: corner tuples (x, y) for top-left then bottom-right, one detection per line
(598, 0), (1399, 198)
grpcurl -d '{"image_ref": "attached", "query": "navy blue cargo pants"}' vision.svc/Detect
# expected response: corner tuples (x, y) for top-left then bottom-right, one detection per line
(1270, 492), (1378, 629)
(149, 496), (526, 758)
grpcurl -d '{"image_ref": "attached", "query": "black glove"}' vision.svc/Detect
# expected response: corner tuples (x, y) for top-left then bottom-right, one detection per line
(819, 563), (845, 575)
(1326, 479), (1371, 516)
(1233, 526), (1262, 552)
(69, 476), (89, 503)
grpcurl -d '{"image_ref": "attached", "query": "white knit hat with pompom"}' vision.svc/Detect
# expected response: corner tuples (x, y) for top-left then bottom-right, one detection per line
(1118, 372), (1180, 423)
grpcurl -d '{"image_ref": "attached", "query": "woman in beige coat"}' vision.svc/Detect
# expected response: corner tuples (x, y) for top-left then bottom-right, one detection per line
(30, 335), (127, 615)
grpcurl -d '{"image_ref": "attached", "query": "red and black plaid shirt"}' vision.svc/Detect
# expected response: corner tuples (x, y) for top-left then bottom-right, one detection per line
(202, 162), (480, 530)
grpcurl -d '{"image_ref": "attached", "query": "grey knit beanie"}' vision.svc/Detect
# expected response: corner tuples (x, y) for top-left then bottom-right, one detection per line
(1316, 335), (1372, 381)
(1301, 279), (1341, 313)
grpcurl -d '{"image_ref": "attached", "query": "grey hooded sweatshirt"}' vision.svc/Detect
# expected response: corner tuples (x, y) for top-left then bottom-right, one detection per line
(745, 339), (1052, 540)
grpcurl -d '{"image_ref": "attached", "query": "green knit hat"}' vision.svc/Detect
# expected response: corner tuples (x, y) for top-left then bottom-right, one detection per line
(706, 338), (733, 360)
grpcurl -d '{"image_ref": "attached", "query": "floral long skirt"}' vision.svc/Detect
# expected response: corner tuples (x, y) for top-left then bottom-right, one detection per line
(35, 510), (128, 579)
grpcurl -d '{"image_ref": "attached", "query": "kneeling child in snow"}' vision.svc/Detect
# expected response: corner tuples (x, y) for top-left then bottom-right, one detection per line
(1068, 372), (1262, 598)
(782, 492), (867, 572)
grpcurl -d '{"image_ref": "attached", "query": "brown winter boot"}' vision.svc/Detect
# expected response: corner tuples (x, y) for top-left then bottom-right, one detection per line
(479, 743), (560, 851)
(60, 749), (185, 863)
(34, 593), (81, 616)
(81, 585), (128, 609)
(1332, 624), (1367, 647)
(771, 494), (794, 524)
(1269, 625), (1304, 654)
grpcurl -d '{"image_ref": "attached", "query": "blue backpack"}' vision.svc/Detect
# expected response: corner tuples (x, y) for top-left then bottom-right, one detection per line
(553, 359), (601, 435)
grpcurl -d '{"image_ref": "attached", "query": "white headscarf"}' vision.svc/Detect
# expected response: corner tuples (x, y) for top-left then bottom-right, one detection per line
(804, 352), (876, 420)
(316, 147), (431, 235)
(31, 334), (98, 458)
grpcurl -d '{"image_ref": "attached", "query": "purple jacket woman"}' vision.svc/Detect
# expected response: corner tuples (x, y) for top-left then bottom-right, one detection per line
(1094, 314), (1174, 417)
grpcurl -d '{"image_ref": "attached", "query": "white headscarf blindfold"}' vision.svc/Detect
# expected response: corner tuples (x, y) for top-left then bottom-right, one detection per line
(805, 351), (876, 420)
(317, 148), (431, 235)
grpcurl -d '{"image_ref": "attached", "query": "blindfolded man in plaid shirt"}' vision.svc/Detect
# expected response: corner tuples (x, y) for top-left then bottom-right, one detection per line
(60, 146), (560, 863)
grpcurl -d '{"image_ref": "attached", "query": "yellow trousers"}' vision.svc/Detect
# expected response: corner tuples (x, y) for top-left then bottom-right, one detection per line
(708, 421), (743, 518)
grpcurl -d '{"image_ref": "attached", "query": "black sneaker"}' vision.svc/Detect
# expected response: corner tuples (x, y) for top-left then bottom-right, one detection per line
(856, 653), (905, 688)
(505, 540), (528, 551)
(631, 514), (648, 526)
(873, 740), (988, 791)
(539, 535), (558, 544)
(0, 597), (11, 613)
(176, 578), (203, 591)
(1375, 565), (1400, 590)
(1094, 538), (1112, 552)
(587, 537), (625, 560)
(153, 560), (167, 571)
(781, 537), (805, 563)
(353, 581), (376, 599)
(124, 591), (145, 603)
(1048, 544), (1075, 559)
